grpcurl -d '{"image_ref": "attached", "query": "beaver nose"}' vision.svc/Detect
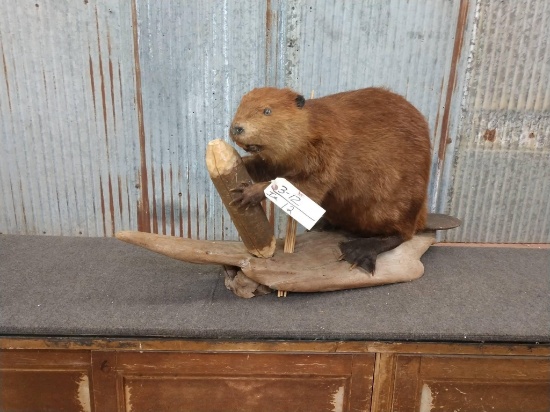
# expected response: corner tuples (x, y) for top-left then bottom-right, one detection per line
(231, 125), (244, 136)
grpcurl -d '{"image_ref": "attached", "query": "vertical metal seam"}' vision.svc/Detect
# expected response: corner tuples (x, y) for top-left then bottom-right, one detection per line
(433, 0), (470, 211)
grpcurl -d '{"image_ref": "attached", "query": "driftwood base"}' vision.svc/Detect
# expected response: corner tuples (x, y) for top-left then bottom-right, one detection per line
(116, 230), (436, 298)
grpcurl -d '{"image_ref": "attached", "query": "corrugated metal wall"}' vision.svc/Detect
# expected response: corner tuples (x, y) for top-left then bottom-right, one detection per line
(0, 1), (141, 237)
(135, 1), (272, 241)
(442, 0), (550, 242)
(1, 0), (548, 242)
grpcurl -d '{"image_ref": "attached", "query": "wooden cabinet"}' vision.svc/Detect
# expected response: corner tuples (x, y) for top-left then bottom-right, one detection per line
(1, 339), (549, 412)
(389, 355), (550, 412)
(0, 350), (93, 412)
(91, 352), (373, 412)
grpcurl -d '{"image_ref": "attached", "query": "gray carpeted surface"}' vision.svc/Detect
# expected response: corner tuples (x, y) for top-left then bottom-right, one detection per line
(0, 234), (548, 343)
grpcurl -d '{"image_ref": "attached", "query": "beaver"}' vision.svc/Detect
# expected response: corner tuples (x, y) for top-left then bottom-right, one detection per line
(229, 87), (431, 273)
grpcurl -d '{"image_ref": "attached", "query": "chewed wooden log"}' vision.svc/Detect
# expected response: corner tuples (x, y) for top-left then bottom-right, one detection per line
(206, 139), (276, 258)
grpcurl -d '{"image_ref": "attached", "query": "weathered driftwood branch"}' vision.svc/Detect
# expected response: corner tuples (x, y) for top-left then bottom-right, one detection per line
(115, 231), (251, 267)
(205, 139), (276, 258)
(115, 230), (436, 293)
(223, 265), (272, 298)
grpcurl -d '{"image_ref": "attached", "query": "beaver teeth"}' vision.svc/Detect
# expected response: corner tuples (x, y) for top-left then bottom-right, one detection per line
(245, 145), (261, 153)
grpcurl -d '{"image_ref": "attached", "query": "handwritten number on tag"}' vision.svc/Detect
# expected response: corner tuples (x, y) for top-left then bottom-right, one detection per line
(289, 194), (301, 204)
(264, 178), (325, 230)
(266, 191), (279, 201)
(276, 185), (288, 195)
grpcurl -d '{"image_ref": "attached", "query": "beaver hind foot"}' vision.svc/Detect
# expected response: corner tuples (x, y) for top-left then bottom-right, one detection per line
(339, 235), (405, 275)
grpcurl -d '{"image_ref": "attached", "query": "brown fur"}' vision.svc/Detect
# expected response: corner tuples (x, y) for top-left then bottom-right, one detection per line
(230, 87), (431, 241)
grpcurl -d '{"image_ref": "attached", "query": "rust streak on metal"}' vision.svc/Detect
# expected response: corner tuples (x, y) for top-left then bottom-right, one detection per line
(99, 176), (107, 236)
(160, 166), (166, 235)
(108, 174), (116, 235)
(117, 176), (123, 218)
(434, 78), (445, 138)
(1, 45), (12, 113)
(18, 180), (27, 229)
(8, 181), (19, 228)
(483, 129), (496, 142)
(117, 62), (124, 117)
(95, 6), (109, 145)
(437, 0), (469, 164)
(265, 0), (273, 83)
(107, 30), (116, 131)
(88, 55), (97, 119)
(169, 168), (175, 236)
(131, 0), (150, 232)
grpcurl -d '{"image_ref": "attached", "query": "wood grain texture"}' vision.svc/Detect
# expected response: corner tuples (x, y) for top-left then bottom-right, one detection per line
(0, 350), (93, 412)
(370, 353), (397, 412)
(115, 230), (435, 294)
(283, 216), (297, 253)
(244, 232), (434, 292)
(2, 338), (549, 357)
(91, 351), (119, 412)
(2, 342), (549, 412)
(115, 231), (251, 267)
(206, 139), (276, 258)
(392, 355), (550, 412)
(106, 352), (375, 412)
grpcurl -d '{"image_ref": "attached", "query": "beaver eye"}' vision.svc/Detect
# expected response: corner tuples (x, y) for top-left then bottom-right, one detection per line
(263, 108), (272, 116)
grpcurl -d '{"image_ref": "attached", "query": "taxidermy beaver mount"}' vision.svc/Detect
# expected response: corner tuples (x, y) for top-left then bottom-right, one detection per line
(229, 87), (432, 273)
(116, 88), (460, 298)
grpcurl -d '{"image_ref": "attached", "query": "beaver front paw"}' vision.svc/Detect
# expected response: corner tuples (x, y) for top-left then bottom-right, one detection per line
(230, 182), (268, 208)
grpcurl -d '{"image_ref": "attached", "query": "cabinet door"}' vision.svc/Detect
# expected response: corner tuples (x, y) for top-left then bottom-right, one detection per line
(92, 351), (374, 412)
(391, 355), (550, 412)
(0, 350), (93, 412)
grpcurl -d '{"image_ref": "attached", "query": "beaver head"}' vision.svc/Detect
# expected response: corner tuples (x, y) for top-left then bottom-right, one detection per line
(230, 87), (307, 164)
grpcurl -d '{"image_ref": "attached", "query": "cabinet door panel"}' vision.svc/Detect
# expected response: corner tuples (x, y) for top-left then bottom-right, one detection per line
(124, 376), (348, 412)
(0, 350), (93, 412)
(392, 355), (550, 412)
(92, 351), (374, 412)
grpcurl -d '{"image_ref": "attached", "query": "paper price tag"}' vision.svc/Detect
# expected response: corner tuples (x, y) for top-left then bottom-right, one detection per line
(264, 177), (325, 230)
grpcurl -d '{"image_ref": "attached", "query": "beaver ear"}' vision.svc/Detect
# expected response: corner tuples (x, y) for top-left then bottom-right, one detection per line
(295, 94), (305, 108)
